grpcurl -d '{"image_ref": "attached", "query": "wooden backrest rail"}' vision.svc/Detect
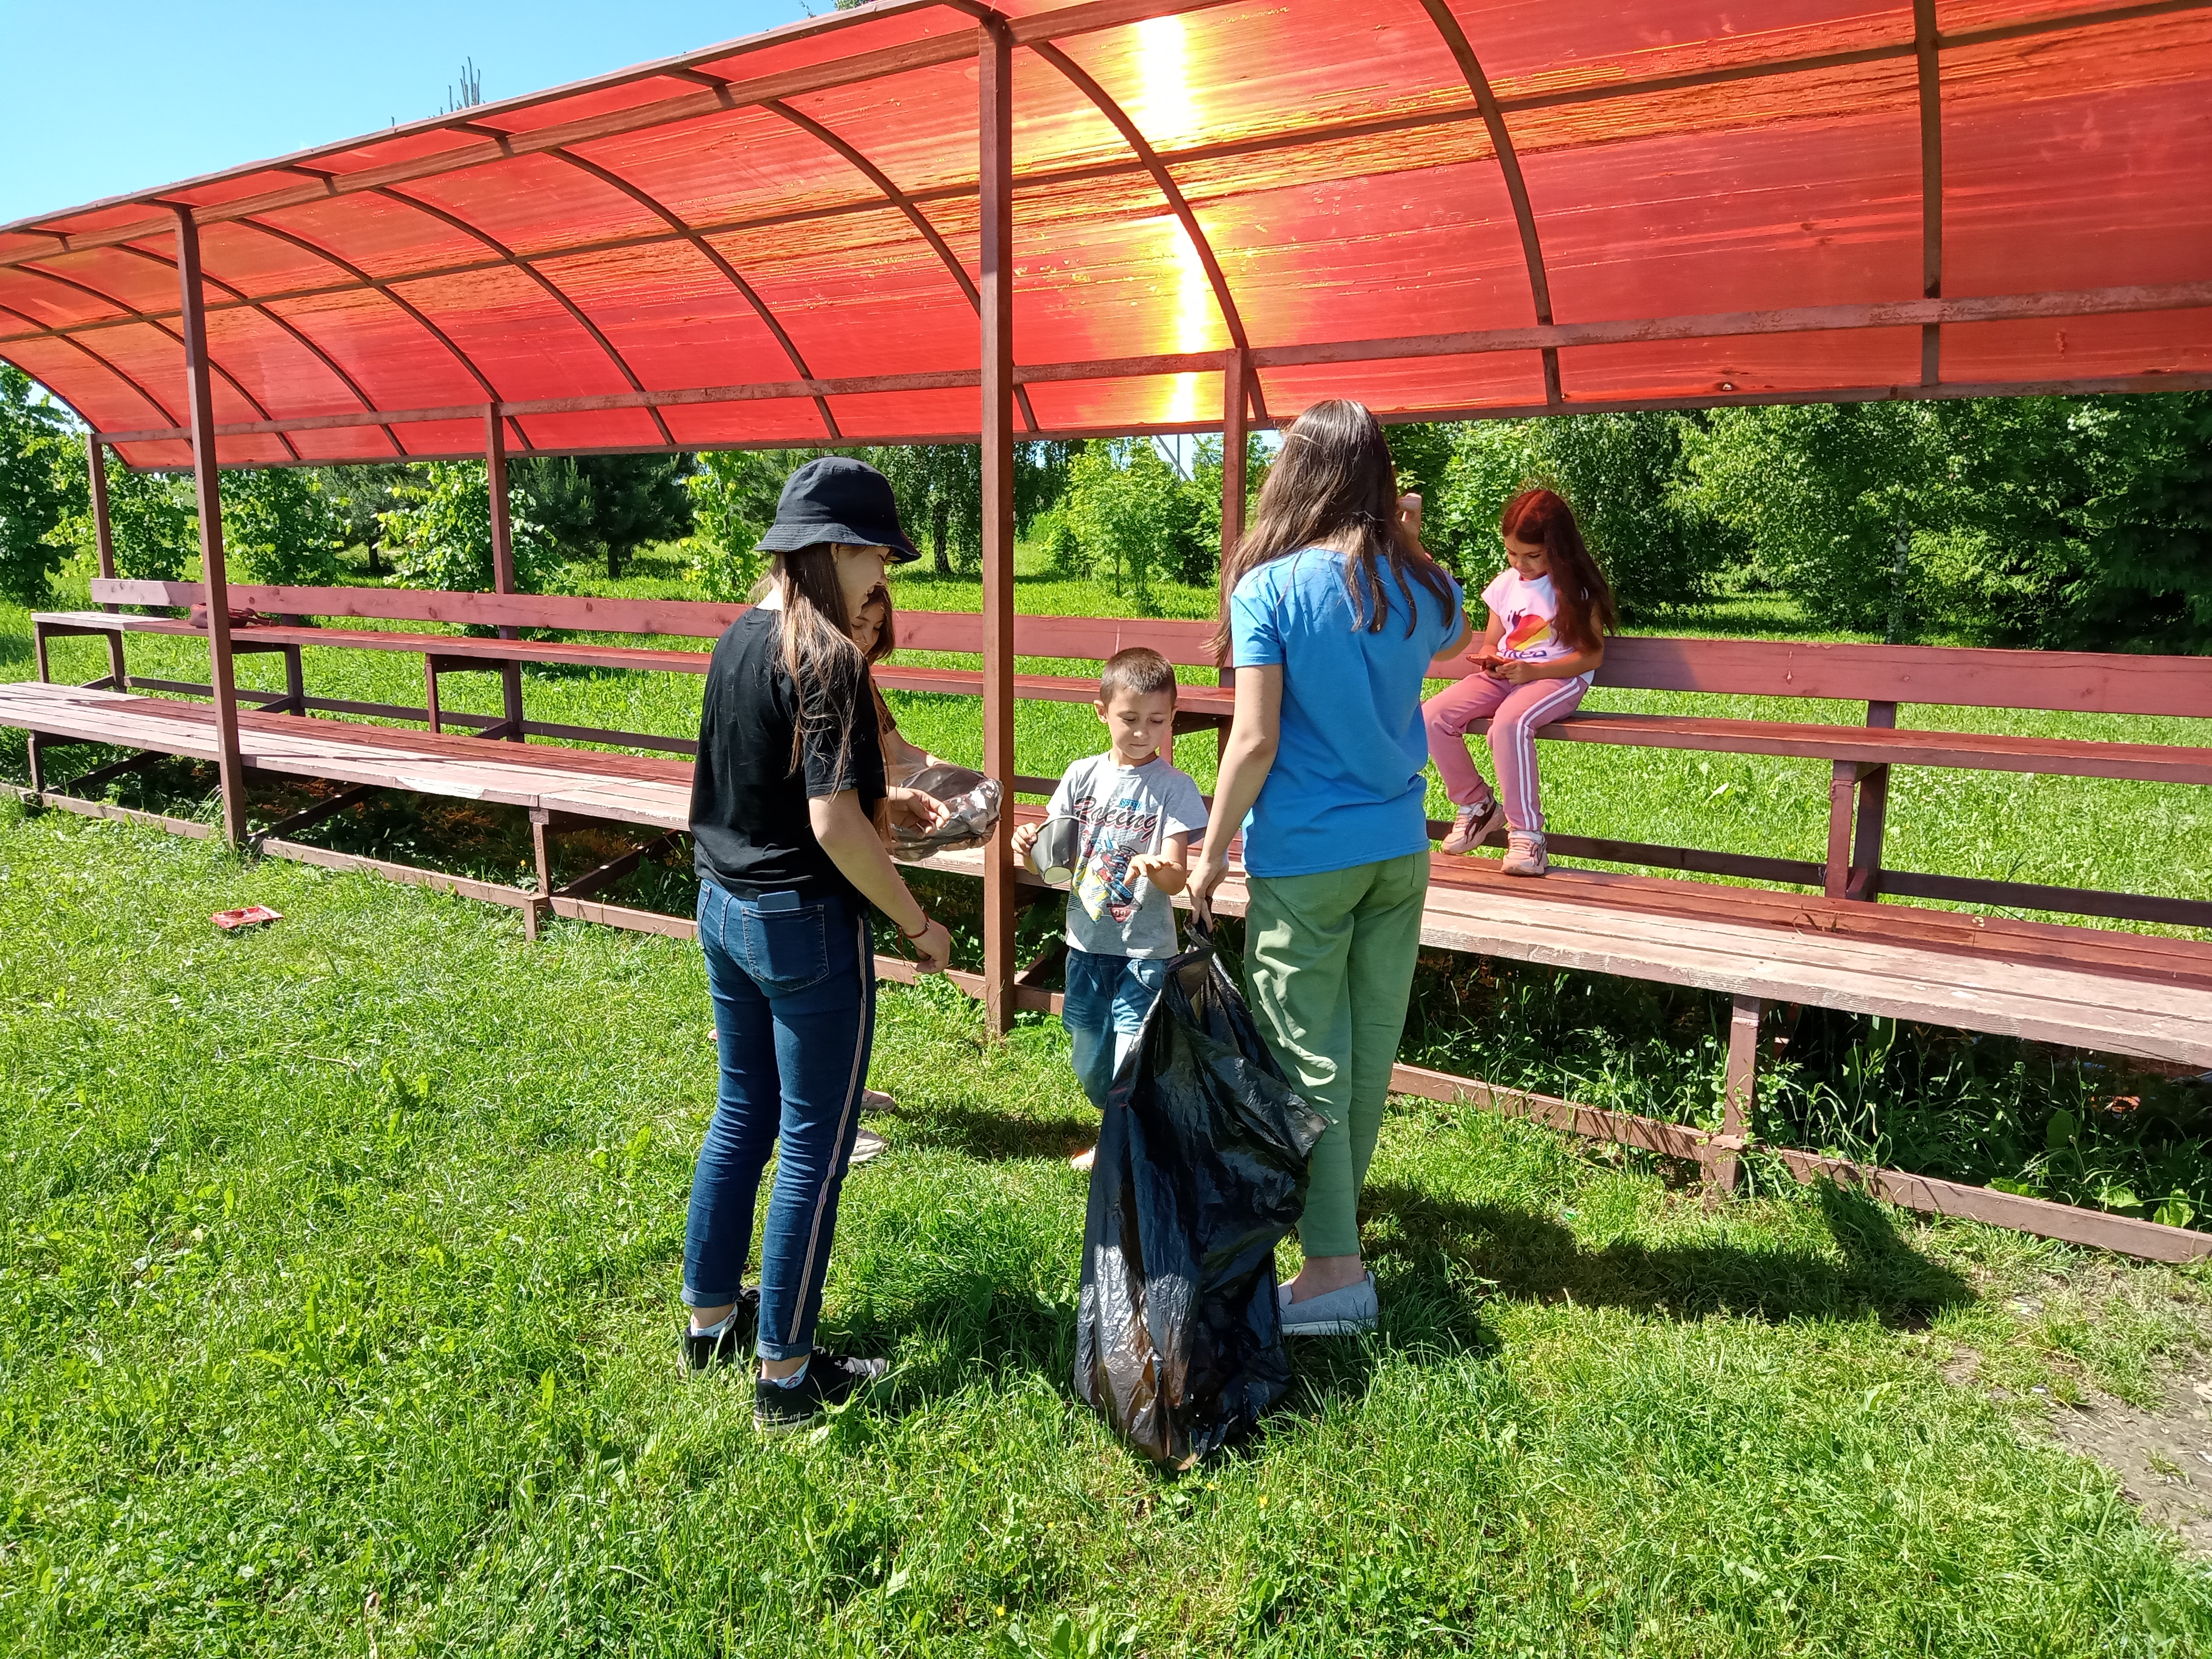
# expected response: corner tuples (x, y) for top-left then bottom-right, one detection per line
(97, 578), (2211, 718)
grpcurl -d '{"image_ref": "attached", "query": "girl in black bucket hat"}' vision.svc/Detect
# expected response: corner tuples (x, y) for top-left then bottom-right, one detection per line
(679, 457), (948, 1431)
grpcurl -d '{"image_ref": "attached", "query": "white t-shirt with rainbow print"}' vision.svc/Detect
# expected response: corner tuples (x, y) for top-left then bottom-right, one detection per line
(1481, 569), (1595, 685)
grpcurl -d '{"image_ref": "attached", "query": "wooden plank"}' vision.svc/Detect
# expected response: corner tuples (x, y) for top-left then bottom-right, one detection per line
(19, 790), (215, 839)
(1769, 1147), (2212, 1264)
(547, 895), (698, 937)
(1423, 855), (2212, 988)
(258, 838), (537, 908)
(1582, 636), (2212, 718)
(1411, 887), (2212, 1067)
(1391, 1060), (2212, 1265)
(1878, 870), (2212, 929)
(1388, 1062), (1710, 1161)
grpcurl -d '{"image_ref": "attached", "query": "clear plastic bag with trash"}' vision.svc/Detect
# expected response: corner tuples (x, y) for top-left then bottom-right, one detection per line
(1075, 921), (1329, 1468)
(886, 759), (1003, 862)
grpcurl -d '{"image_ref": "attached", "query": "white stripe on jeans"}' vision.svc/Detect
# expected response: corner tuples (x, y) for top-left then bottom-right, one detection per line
(784, 907), (873, 1348)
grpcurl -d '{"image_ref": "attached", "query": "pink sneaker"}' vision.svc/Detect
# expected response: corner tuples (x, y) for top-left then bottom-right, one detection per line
(1440, 798), (1504, 856)
(1501, 830), (1548, 876)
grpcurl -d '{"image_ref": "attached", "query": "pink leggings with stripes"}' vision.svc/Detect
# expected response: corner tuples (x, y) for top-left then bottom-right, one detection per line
(1421, 670), (1590, 834)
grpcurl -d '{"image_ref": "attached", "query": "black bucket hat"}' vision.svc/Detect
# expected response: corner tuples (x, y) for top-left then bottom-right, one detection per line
(755, 456), (919, 563)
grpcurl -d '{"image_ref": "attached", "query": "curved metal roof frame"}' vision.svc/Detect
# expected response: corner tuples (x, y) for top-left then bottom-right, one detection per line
(2, 0), (2208, 468)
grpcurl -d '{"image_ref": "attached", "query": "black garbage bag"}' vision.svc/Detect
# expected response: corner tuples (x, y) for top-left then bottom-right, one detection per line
(1074, 927), (1329, 1469)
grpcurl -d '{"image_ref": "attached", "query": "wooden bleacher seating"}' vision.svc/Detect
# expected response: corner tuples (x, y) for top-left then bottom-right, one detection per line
(12, 577), (2212, 1261)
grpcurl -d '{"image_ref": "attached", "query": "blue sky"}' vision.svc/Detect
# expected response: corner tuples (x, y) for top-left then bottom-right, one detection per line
(1, 0), (809, 224)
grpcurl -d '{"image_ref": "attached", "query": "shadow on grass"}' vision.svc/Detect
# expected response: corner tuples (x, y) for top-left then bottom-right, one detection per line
(885, 1096), (1098, 1164)
(1360, 1177), (1972, 1330)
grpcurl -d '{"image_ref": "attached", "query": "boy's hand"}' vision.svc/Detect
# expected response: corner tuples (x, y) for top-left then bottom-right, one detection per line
(1128, 852), (1186, 895)
(1009, 821), (1040, 860)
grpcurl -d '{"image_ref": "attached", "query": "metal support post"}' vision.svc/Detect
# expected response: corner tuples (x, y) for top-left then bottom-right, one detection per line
(174, 207), (248, 846)
(527, 808), (554, 942)
(86, 439), (128, 689)
(1217, 350), (1248, 773)
(978, 18), (1018, 1035)
(1705, 994), (1761, 1205)
(486, 406), (525, 740)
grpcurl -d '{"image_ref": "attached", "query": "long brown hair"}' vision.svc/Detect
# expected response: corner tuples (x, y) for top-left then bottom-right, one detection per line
(1499, 488), (1616, 653)
(854, 581), (899, 745)
(772, 542), (867, 777)
(1211, 399), (1456, 660)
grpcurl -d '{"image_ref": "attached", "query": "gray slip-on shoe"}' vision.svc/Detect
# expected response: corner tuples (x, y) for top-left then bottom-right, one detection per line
(1278, 1272), (1378, 1336)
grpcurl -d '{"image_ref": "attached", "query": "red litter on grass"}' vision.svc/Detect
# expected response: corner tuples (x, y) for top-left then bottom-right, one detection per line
(212, 905), (283, 931)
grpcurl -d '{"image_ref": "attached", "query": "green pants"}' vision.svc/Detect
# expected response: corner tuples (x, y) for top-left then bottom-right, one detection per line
(1242, 851), (1429, 1260)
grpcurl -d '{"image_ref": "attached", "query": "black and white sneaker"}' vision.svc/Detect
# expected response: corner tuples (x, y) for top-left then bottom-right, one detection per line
(681, 1289), (759, 1372)
(752, 1349), (887, 1432)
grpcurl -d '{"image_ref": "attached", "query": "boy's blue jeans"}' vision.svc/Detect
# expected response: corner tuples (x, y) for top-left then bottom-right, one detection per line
(1063, 947), (1167, 1109)
(684, 878), (875, 1361)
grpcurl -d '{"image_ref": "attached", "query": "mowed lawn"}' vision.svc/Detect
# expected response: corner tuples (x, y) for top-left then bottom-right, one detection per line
(3, 810), (2210, 1657)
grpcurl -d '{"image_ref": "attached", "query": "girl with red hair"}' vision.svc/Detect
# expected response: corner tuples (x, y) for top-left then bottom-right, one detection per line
(1422, 488), (1616, 876)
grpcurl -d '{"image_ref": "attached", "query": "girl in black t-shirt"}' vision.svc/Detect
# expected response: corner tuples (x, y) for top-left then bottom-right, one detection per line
(681, 458), (952, 1432)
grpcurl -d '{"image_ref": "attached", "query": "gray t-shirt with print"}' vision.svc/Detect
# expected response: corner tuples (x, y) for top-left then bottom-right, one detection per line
(1046, 751), (1209, 960)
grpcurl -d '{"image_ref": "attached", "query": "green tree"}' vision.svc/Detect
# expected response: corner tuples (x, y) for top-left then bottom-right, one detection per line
(1683, 403), (1950, 635)
(1060, 439), (1202, 599)
(378, 462), (559, 593)
(311, 464), (417, 576)
(1917, 394), (2212, 652)
(874, 444), (981, 575)
(684, 449), (789, 602)
(1188, 432), (1269, 580)
(512, 454), (695, 580)
(222, 468), (345, 585)
(102, 465), (198, 582)
(0, 367), (83, 604)
(1432, 412), (1725, 618)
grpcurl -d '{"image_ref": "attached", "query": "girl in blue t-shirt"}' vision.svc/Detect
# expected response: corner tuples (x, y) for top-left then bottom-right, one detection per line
(1190, 400), (1470, 1337)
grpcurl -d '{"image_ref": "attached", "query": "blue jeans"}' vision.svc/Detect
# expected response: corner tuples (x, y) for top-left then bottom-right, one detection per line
(1063, 948), (1167, 1110)
(684, 879), (875, 1361)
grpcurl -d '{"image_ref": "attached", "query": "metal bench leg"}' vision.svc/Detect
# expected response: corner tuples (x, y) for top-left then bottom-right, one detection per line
(1704, 994), (1761, 1208)
(33, 623), (51, 685)
(281, 645), (306, 717)
(500, 660), (524, 742)
(1823, 761), (1857, 899)
(105, 633), (129, 693)
(1848, 764), (1890, 901)
(526, 808), (554, 942)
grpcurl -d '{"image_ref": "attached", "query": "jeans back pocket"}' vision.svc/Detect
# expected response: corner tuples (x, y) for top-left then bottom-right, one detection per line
(740, 901), (831, 993)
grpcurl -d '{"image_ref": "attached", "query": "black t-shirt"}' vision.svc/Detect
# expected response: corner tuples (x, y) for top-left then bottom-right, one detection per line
(690, 608), (884, 899)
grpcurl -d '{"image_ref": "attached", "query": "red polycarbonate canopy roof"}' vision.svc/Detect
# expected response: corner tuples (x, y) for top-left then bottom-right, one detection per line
(4, 0), (2209, 470)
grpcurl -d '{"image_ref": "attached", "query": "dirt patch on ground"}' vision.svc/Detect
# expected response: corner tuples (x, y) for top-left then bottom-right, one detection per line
(2039, 1362), (2212, 1555)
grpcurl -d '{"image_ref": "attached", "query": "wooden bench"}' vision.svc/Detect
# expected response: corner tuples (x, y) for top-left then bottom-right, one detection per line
(18, 581), (2212, 1262)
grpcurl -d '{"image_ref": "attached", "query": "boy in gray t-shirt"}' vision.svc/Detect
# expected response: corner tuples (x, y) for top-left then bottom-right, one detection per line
(1011, 648), (1207, 1170)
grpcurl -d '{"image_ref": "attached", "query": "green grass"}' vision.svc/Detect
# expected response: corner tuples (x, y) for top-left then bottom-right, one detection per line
(3, 809), (2210, 1656)
(4, 545), (2209, 1224)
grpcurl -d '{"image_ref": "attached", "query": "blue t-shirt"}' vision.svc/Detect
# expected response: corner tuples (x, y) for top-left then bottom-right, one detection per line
(1229, 548), (1464, 878)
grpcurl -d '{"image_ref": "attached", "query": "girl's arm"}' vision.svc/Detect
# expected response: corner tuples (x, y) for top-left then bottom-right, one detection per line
(809, 790), (952, 970)
(1495, 638), (1605, 684)
(1128, 831), (1191, 896)
(881, 720), (937, 776)
(1189, 665), (1283, 920)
